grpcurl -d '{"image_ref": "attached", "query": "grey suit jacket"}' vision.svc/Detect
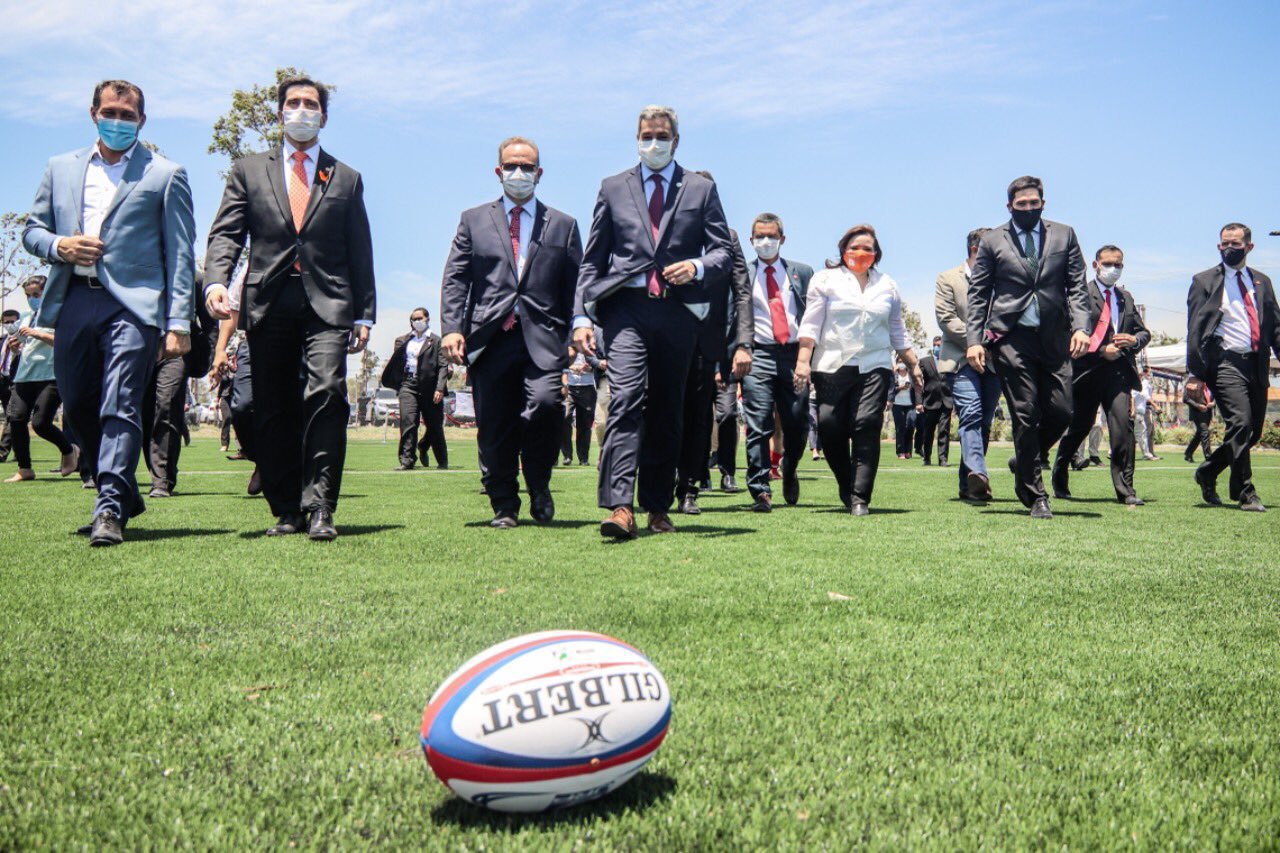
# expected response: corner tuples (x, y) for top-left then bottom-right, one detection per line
(966, 219), (1089, 359)
(440, 198), (582, 372)
(933, 263), (970, 374)
(573, 163), (732, 323)
(744, 256), (813, 347)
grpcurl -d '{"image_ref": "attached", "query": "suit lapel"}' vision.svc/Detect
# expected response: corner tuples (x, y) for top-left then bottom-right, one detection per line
(654, 164), (685, 250)
(100, 145), (152, 226)
(298, 148), (336, 233)
(488, 200), (519, 282)
(519, 201), (548, 286)
(626, 166), (654, 250)
(1033, 221), (1052, 285)
(1205, 266), (1226, 333)
(72, 146), (93, 231)
(265, 147), (294, 233)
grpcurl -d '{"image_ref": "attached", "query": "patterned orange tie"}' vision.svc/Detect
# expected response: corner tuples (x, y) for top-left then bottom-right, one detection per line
(288, 150), (310, 232)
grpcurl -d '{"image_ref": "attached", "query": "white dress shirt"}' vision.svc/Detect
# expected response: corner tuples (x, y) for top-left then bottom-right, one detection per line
(798, 266), (908, 373)
(1217, 264), (1258, 353)
(502, 194), (535, 280)
(751, 259), (799, 345)
(227, 264), (247, 312)
(51, 141), (137, 276)
(1012, 222), (1042, 328)
(282, 138), (319, 195)
(1097, 281), (1121, 335)
(405, 332), (428, 375)
(1132, 377), (1152, 412)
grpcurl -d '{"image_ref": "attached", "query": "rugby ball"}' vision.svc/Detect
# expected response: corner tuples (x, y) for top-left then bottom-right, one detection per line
(420, 630), (671, 813)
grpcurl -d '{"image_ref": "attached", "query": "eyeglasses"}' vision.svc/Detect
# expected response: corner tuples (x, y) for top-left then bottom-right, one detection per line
(500, 164), (536, 174)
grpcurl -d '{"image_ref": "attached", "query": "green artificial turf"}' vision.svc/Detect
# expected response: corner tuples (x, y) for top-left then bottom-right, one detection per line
(0, 435), (1276, 848)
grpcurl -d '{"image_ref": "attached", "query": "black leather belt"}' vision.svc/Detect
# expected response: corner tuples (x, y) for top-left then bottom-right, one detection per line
(70, 274), (104, 289)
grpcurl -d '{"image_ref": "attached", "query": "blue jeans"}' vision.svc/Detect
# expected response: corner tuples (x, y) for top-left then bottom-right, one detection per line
(946, 364), (1002, 490)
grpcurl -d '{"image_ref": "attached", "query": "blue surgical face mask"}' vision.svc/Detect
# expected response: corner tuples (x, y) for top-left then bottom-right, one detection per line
(932, 345), (941, 359)
(97, 118), (140, 151)
(28, 296), (41, 312)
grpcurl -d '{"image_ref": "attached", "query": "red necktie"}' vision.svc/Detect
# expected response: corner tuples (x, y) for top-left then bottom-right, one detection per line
(646, 174), (664, 297)
(764, 265), (790, 344)
(1087, 289), (1112, 353)
(289, 150), (310, 270)
(503, 206), (524, 331)
(1237, 271), (1260, 351)
(1204, 385), (1213, 405)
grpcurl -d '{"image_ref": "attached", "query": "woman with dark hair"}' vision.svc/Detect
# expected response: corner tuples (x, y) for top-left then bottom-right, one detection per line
(793, 225), (922, 515)
(3, 276), (78, 483)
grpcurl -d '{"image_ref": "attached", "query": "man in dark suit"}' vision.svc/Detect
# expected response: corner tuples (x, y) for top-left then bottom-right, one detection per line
(0, 308), (20, 462)
(966, 175), (1090, 519)
(572, 106), (733, 538)
(382, 308), (449, 471)
(1186, 223), (1280, 511)
(205, 77), (376, 541)
(440, 137), (582, 527)
(675, 209), (752, 515)
(1052, 245), (1150, 504)
(738, 213), (814, 512)
(914, 351), (950, 465)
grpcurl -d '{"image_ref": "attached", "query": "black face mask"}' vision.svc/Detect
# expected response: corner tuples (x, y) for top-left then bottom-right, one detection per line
(1220, 247), (1248, 268)
(1010, 207), (1042, 231)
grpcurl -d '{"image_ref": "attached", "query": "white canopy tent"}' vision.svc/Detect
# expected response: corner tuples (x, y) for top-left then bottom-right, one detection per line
(1144, 343), (1280, 375)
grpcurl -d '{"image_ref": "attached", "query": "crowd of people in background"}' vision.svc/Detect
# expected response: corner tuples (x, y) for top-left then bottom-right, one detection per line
(6, 79), (1279, 546)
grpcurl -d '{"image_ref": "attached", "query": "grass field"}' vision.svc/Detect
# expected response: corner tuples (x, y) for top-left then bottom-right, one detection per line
(1, 433), (1277, 848)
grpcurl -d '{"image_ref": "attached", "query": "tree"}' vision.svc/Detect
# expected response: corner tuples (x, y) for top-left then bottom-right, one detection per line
(1148, 331), (1182, 347)
(208, 67), (333, 168)
(0, 212), (44, 311)
(901, 300), (928, 349)
(355, 349), (381, 400)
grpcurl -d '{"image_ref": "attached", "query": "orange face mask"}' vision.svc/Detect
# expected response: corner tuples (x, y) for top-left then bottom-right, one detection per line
(843, 249), (875, 273)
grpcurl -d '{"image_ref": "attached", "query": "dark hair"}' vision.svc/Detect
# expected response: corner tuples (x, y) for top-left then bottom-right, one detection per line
(1220, 222), (1252, 243)
(692, 169), (714, 181)
(21, 275), (47, 291)
(1, 309), (18, 319)
(827, 224), (882, 269)
(277, 77), (330, 114)
(1006, 175), (1044, 202)
(411, 306), (429, 318)
(1095, 244), (1123, 260)
(966, 227), (990, 254)
(92, 79), (145, 116)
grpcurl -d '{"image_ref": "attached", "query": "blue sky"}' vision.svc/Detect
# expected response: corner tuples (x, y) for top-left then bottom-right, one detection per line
(2, 0), (1278, 363)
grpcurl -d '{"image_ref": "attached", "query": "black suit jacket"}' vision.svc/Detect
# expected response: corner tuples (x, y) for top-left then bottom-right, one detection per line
(574, 164), (732, 322)
(967, 219), (1089, 358)
(917, 355), (951, 410)
(181, 269), (219, 377)
(1073, 280), (1150, 389)
(205, 146), (376, 331)
(440, 198), (582, 372)
(1186, 265), (1280, 383)
(381, 332), (448, 393)
(697, 228), (753, 364)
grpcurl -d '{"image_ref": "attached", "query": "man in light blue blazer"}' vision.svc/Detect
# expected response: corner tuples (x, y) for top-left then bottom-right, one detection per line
(23, 80), (195, 546)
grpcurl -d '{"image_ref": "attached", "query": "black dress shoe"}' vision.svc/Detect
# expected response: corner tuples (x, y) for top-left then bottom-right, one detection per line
(149, 486), (171, 499)
(1194, 467), (1222, 506)
(1088, 455), (1103, 468)
(850, 500), (870, 517)
(1184, 454), (1195, 464)
(782, 466), (799, 506)
(679, 494), (701, 515)
(75, 522), (93, 536)
(396, 462), (415, 471)
(89, 511), (123, 547)
(1240, 495), (1267, 512)
(489, 513), (518, 528)
(699, 478), (712, 492)
(752, 494), (772, 513)
(530, 490), (555, 523)
(966, 472), (992, 501)
(1029, 498), (1053, 519)
(720, 474), (741, 493)
(265, 513), (306, 536)
(1121, 495), (1145, 506)
(1007, 455), (1018, 474)
(308, 508), (337, 540)
(247, 467), (263, 496)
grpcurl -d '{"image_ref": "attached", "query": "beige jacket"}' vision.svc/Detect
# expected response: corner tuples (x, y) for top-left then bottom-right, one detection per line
(934, 263), (970, 374)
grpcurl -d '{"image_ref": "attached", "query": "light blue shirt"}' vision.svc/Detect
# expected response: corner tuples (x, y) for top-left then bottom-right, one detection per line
(1013, 222), (1042, 328)
(501, 193), (535, 279)
(12, 310), (55, 383)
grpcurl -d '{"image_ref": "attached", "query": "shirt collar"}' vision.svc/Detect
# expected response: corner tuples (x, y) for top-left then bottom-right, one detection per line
(283, 137), (318, 163)
(963, 261), (973, 278)
(640, 159), (677, 187)
(503, 194), (535, 217)
(91, 140), (137, 164)
(1223, 263), (1252, 286)
(759, 258), (784, 277)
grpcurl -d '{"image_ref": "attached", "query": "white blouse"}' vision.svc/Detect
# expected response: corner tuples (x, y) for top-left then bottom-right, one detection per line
(798, 266), (908, 373)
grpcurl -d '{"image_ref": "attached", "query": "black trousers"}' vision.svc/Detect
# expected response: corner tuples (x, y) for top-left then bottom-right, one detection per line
(246, 276), (350, 516)
(0, 376), (12, 458)
(675, 350), (718, 499)
(714, 380), (739, 476)
(561, 383), (597, 464)
(1053, 362), (1136, 500)
(891, 404), (916, 456)
(142, 356), (187, 491)
(469, 326), (562, 516)
(1201, 350), (1267, 501)
(915, 407), (951, 463)
(990, 327), (1073, 505)
(740, 344), (808, 499)
(1186, 408), (1213, 460)
(228, 340), (256, 461)
(398, 383), (447, 468)
(597, 289), (697, 512)
(814, 366), (891, 507)
(6, 380), (72, 469)
(219, 398), (233, 447)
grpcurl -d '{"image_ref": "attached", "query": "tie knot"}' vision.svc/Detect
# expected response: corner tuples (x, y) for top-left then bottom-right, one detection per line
(511, 206), (524, 217)
(649, 173), (663, 186)
(291, 150), (308, 164)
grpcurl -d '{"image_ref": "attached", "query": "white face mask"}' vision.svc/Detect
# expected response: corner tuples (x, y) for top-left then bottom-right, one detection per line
(1097, 264), (1122, 287)
(637, 138), (674, 171)
(411, 319), (428, 334)
(2, 322), (16, 336)
(282, 108), (323, 143)
(501, 167), (537, 202)
(752, 237), (781, 261)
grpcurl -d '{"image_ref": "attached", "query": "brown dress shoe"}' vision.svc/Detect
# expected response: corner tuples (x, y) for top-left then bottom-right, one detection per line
(600, 506), (637, 539)
(647, 512), (675, 534)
